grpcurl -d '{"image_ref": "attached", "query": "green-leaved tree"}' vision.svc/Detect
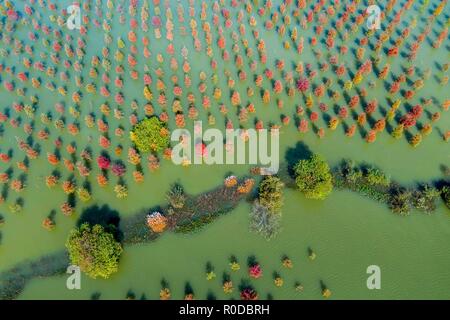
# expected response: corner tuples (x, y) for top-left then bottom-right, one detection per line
(294, 154), (333, 200)
(66, 223), (123, 279)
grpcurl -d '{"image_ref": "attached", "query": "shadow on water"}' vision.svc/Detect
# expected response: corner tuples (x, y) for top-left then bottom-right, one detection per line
(184, 282), (194, 296)
(284, 142), (313, 178)
(126, 289), (136, 300)
(90, 292), (101, 300)
(206, 290), (217, 300)
(77, 205), (123, 242)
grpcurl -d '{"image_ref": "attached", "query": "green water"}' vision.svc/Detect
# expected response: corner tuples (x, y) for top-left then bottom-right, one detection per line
(0, 0), (449, 299)
(15, 136), (450, 300)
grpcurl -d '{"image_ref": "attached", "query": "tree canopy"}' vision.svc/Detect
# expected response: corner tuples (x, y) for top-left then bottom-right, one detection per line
(130, 117), (169, 153)
(258, 175), (284, 214)
(294, 154), (333, 200)
(66, 223), (123, 279)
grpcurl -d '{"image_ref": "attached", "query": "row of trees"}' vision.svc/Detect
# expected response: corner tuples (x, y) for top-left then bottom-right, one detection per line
(311, 156), (446, 216)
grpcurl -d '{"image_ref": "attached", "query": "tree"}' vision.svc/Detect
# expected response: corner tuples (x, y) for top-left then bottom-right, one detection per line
(294, 154), (333, 200)
(388, 187), (412, 216)
(130, 117), (169, 153)
(258, 176), (284, 214)
(365, 167), (390, 186)
(412, 184), (440, 213)
(66, 223), (123, 279)
(441, 186), (450, 209)
(249, 201), (281, 240)
(166, 184), (186, 209)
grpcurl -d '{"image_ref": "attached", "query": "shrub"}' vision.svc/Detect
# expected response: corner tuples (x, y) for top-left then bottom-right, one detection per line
(114, 184), (128, 199)
(333, 160), (391, 202)
(66, 223), (123, 279)
(224, 175), (238, 188)
(146, 212), (168, 233)
(249, 201), (281, 240)
(42, 217), (55, 231)
(240, 288), (258, 300)
(9, 203), (22, 213)
(77, 188), (91, 202)
(248, 264), (262, 279)
(365, 167), (390, 186)
(294, 154), (333, 200)
(336, 159), (362, 184)
(97, 155), (111, 170)
(61, 202), (74, 216)
(274, 277), (284, 287)
(166, 184), (186, 209)
(223, 281), (233, 294)
(237, 178), (255, 194)
(111, 163), (126, 177)
(389, 187), (412, 216)
(175, 212), (224, 234)
(258, 176), (284, 214)
(160, 288), (171, 300)
(412, 184), (440, 213)
(442, 186), (450, 209)
(130, 117), (169, 153)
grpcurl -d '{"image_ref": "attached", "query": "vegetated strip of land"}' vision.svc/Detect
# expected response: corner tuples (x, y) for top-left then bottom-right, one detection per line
(0, 182), (249, 300)
(280, 158), (449, 216)
(0, 251), (69, 300)
(122, 181), (248, 243)
(1, 160), (448, 300)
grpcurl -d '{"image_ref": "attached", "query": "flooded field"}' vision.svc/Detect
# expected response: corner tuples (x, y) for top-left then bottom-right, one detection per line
(0, 0), (449, 299)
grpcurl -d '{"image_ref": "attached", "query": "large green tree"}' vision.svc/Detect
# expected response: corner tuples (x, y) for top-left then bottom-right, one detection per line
(66, 223), (123, 279)
(258, 176), (284, 214)
(294, 154), (333, 200)
(130, 117), (169, 153)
